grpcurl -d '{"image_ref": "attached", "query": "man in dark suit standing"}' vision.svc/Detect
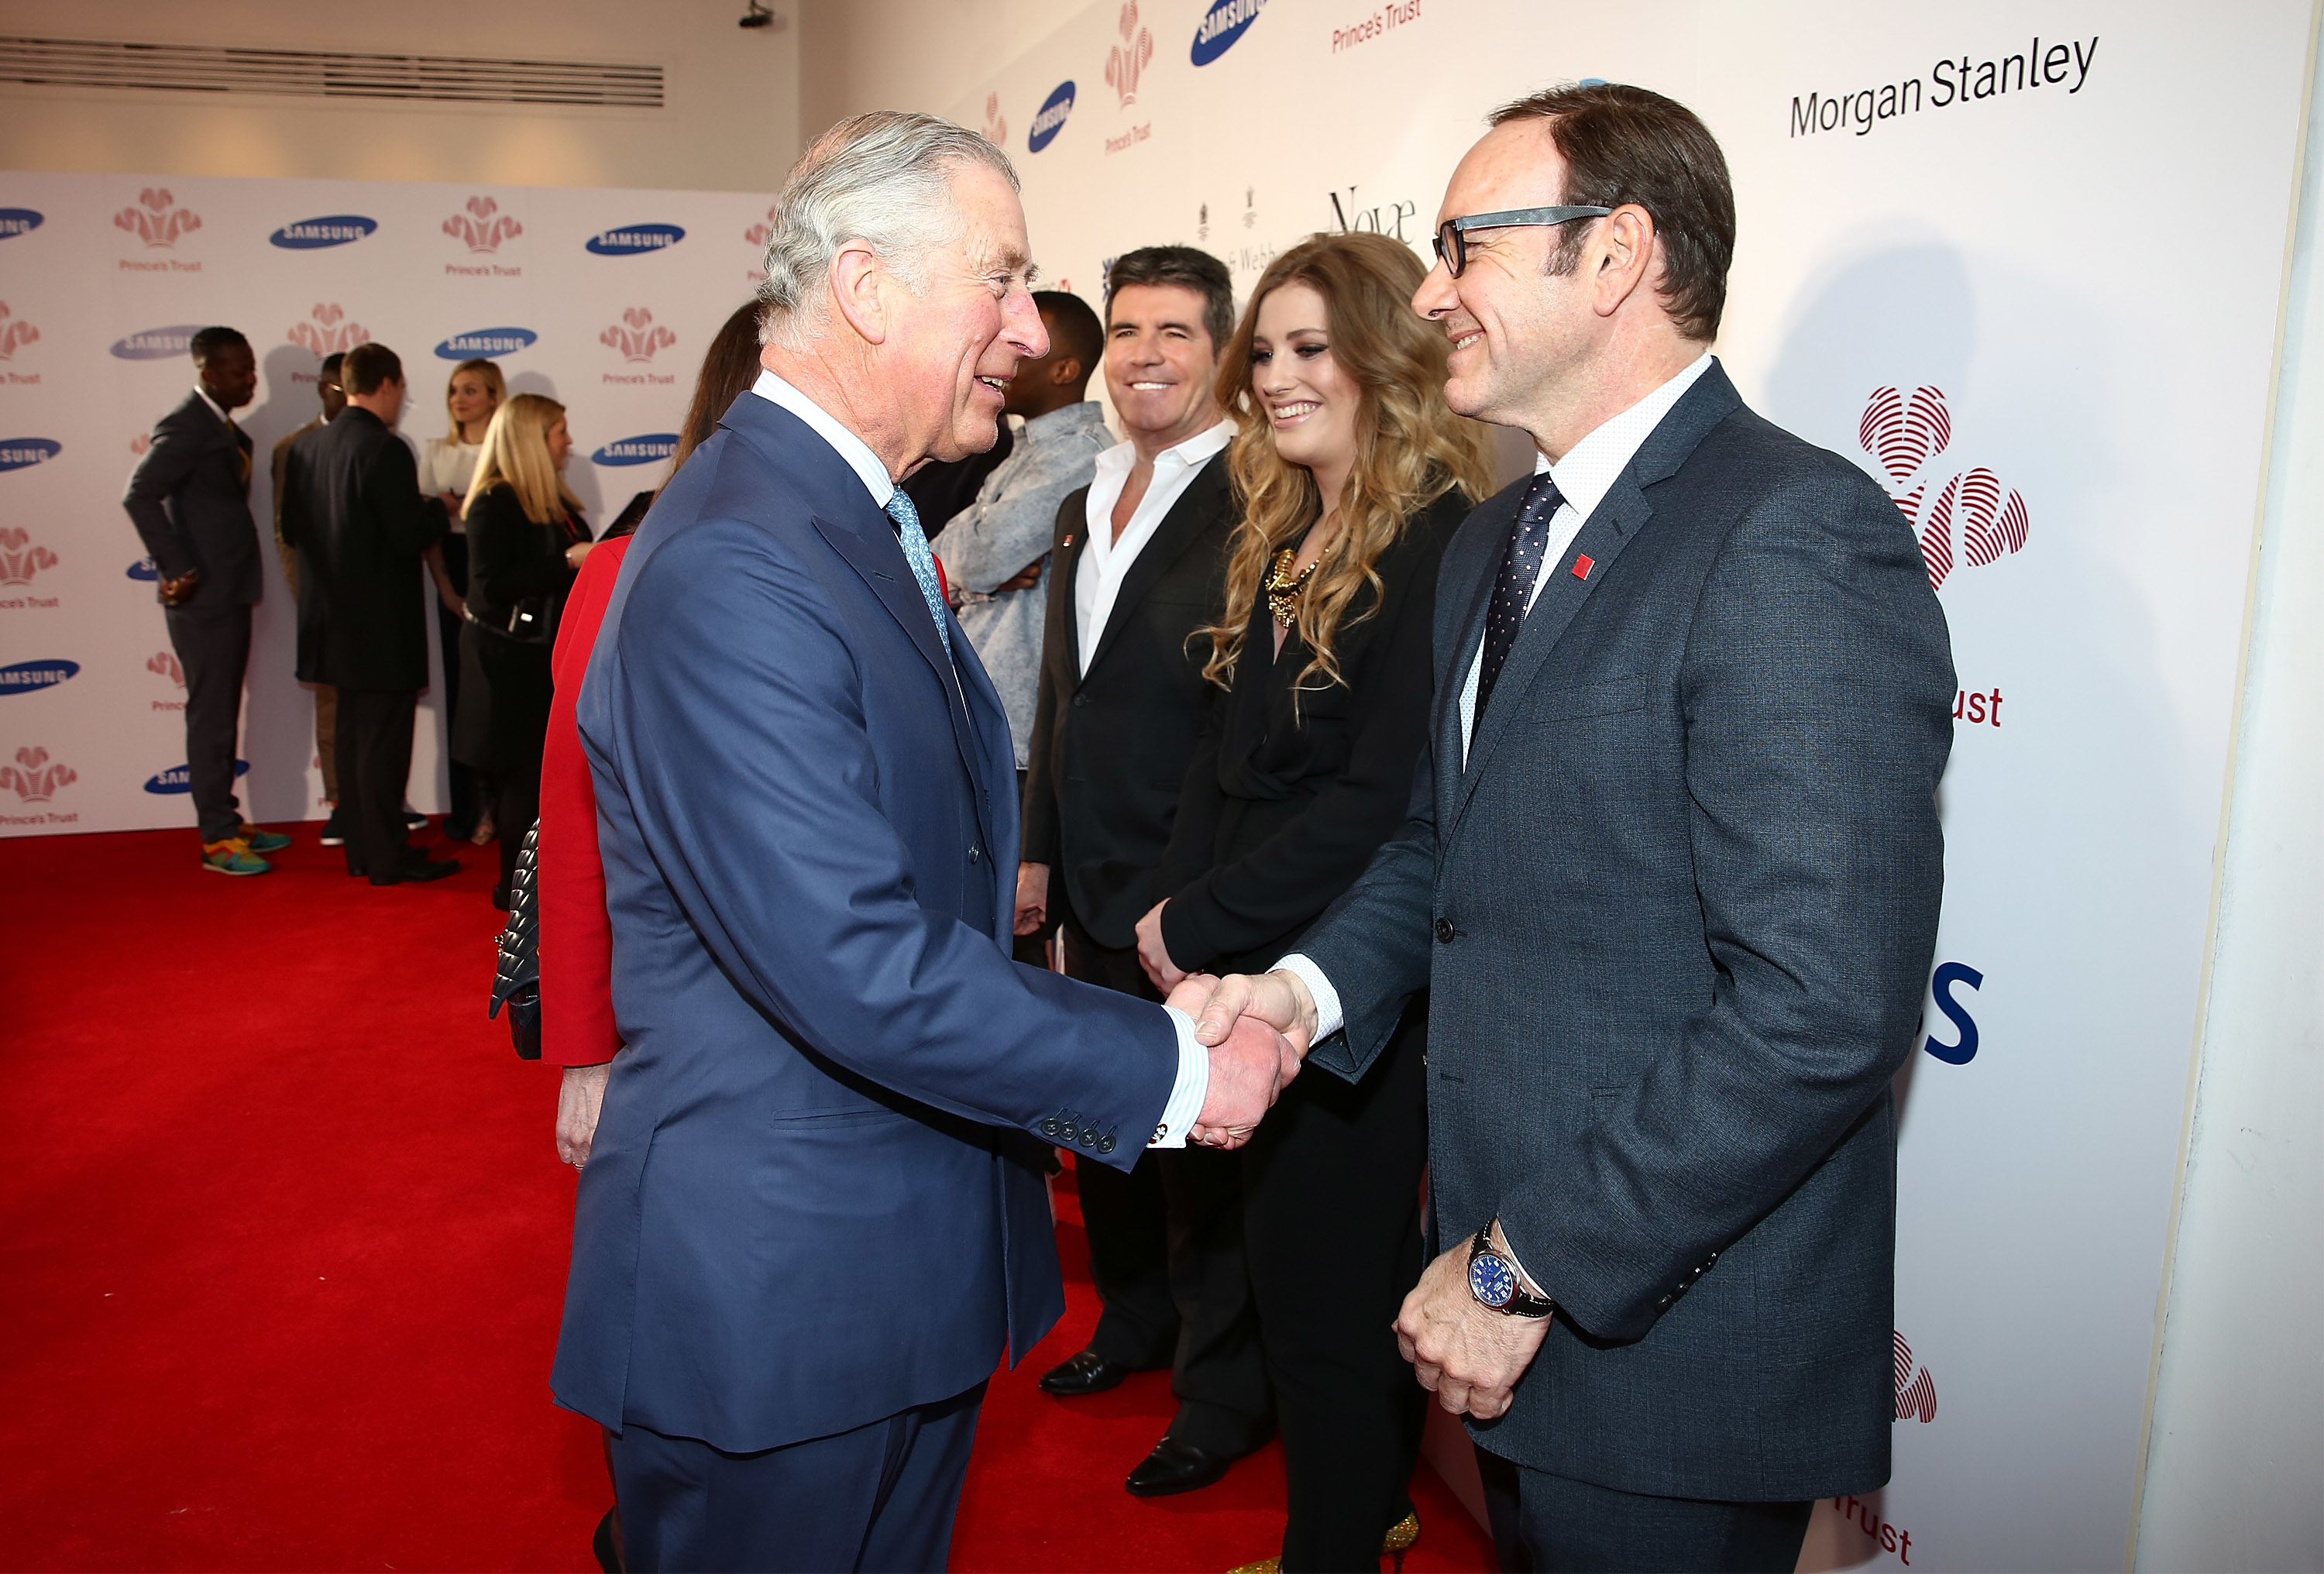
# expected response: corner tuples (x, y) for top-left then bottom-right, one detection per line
(1191, 84), (1954, 1572)
(278, 342), (459, 886)
(552, 114), (1291, 1572)
(1019, 246), (1273, 1497)
(122, 326), (290, 875)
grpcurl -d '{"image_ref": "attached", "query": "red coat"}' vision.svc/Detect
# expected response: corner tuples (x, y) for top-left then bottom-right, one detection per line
(538, 534), (631, 1067)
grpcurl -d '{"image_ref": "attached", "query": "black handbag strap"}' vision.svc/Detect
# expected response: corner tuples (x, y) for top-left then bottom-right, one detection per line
(489, 818), (543, 1057)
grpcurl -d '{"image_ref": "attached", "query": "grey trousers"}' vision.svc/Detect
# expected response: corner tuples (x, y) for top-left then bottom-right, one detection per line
(1478, 1448), (1813, 1574)
(161, 601), (251, 842)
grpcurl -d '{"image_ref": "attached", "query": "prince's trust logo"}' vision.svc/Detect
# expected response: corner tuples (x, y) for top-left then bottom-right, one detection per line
(1859, 387), (2029, 591)
(1108, 2), (1154, 106)
(0, 528), (59, 596)
(115, 187), (199, 249)
(2, 745), (74, 803)
(289, 304), (371, 358)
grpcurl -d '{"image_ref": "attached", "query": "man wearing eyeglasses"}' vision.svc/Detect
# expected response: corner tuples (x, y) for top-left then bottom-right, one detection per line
(1182, 83), (1954, 1572)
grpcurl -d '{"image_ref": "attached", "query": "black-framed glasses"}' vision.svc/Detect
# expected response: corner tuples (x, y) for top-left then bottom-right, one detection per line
(1432, 206), (1614, 277)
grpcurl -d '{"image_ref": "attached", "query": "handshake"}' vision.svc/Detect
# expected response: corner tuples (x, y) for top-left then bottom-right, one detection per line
(1164, 970), (1324, 1150)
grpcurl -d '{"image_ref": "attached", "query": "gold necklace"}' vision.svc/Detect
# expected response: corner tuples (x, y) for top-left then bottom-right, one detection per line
(1265, 528), (1339, 627)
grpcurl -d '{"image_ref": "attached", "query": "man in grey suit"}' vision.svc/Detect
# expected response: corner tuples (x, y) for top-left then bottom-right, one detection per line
(1186, 83), (1954, 1572)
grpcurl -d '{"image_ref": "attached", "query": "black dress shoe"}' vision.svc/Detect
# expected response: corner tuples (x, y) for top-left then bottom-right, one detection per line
(372, 851), (462, 886)
(1126, 1435), (1234, 1497)
(1038, 1348), (1141, 1397)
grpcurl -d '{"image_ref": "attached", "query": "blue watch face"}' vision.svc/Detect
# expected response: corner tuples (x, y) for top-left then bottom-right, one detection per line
(1470, 1252), (1518, 1308)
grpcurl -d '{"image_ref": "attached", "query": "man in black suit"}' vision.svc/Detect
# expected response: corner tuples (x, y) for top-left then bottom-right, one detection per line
(122, 326), (291, 875)
(1019, 246), (1271, 1497)
(279, 342), (460, 887)
(1190, 84), (1954, 1572)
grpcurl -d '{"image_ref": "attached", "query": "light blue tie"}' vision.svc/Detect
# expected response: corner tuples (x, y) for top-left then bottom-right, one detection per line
(882, 489), (953, 662)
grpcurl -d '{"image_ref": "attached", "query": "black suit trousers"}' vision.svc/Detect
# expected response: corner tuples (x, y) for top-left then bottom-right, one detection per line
(162, 602), (251, 844)
(1061, 908), (1270, 1458)
(334, 686), (417, 880)
(1479, 1449), (1813, 1574)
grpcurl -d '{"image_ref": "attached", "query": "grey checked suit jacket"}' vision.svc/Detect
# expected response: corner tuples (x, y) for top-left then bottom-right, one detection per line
(1298, 363), (1954, 1502)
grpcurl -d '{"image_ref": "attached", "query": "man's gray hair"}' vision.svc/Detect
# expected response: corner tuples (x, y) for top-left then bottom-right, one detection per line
(756, 111), (1020, 349)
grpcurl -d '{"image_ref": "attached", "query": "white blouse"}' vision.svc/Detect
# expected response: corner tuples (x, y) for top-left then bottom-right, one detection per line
(419, 438), (483, 531)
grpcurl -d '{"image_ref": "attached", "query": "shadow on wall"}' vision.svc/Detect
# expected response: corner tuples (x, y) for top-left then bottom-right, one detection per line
(239, 341), (332, 823)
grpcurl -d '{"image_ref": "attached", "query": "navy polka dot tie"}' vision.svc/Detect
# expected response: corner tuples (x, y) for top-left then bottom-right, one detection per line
(882, 489), (953, 662)
(1476, 472), (1565, 719)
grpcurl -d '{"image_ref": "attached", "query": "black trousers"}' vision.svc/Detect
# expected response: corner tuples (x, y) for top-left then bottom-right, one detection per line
(435, 534), (480, 834)
(1479, 1449), (1813, 1574)
(162, 602), (251, 843)
(1246, 999), (1429, 1572)
(490, 751), (540, 899)
(1061, 909), (1271, 1458)
(607, 1382), (985, 1573)
(333, 686), (418, 881)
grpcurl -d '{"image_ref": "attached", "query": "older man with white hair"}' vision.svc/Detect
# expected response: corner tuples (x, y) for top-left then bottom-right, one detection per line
(548, 112), (1295, 1572)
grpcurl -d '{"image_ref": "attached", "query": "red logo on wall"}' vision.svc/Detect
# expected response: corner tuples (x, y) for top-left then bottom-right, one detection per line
(601, 308), (676, 363)
(1893, 1330), (1937, 1423)
(2, 746), (74, 803)
(1107, 1), (1154, 106)
(0, 303), (38, 360)
(115, 188), (201, 249)
(1861, 387), (2030, 592)
(443, 195), (522, 253)
(982, 92), (1009, 146)
(130, 434), (151, 456)
(147, 651), (185, 688)
(0, 528), (58, 587)
(288, 303), (371, 357)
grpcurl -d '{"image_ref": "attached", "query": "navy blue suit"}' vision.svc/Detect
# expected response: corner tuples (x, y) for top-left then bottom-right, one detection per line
(552, 391), (1179, 1567)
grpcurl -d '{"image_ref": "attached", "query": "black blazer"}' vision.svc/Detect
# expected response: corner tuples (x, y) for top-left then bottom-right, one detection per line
(122, 390), (260, 607)
(279, 407), (447, 689)
(1297, 363), (1954, 1500)
(1157, 489), (1467, 974)
(1022, 454), (1234, 950)
(455, 483), (585, 771)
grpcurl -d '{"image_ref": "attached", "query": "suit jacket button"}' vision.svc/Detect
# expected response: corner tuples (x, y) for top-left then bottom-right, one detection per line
(1096, 1134), (1116, 1155)
(1435, 918), (1456, 943)
(1078, 1129), (1095, 1148)
(1071, 692), (1088, 708)
(1656, 1294), (1673, 1310)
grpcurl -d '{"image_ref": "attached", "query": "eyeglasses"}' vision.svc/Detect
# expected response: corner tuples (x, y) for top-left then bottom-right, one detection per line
(1432, 206), (1614, 278)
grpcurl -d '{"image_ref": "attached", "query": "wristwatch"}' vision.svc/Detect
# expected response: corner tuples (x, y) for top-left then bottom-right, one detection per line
(1468, 1222), (1555, 1318)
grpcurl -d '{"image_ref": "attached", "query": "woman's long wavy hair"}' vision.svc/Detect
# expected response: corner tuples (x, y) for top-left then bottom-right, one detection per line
(466, 393), (582, 526)
(1201, 231), (1495, 694)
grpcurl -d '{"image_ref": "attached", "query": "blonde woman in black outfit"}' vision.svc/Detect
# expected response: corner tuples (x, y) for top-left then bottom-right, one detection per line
(453, 392), (592, 906)
(1133, 231), (1496, 1573)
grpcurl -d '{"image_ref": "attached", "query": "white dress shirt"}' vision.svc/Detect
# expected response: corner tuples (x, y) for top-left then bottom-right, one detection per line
(193, 385), (232, 428)
(751, 369), (1211, 1145)
(1074, 419), (1235, 675)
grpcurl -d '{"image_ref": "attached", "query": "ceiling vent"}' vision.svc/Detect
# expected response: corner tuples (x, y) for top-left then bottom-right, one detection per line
(0, 36), (663, 110)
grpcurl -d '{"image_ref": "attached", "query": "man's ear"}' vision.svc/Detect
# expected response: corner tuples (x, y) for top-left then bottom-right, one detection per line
(1049, 356), (1082, 387)
(827, 241), (891, 346)
(1591, 204), (1659, 320)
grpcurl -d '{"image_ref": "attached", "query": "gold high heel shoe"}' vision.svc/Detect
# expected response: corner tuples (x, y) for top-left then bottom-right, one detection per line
(1228, 1509), (1422, 1574)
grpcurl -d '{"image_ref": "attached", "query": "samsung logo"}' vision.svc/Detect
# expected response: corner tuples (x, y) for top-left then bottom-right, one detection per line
(110, 325), (204, 360)
(0, 208), (43, 240)
(0, 659), (77, 694)
(127, 557), (158, 581)
(592, 434), (679, 466)
(0, 438), (60, 472)
(586, 223), (685, 256)
(435, 327), (538, 359)
(145, 759), (250, 794)
(270, 215), (379, 249)
(1029, 81), (1077, 152)
(1192, 0), (1267, 64)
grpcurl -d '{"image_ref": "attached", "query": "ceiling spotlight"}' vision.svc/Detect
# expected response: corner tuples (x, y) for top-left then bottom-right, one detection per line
(739, 0), (780, 28)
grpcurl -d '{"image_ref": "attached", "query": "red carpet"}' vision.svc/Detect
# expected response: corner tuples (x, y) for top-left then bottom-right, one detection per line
(0, 827), (1494, 1573)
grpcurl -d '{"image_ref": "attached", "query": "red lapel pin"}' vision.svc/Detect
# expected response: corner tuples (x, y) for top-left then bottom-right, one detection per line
(1573, 553), (1595, 580)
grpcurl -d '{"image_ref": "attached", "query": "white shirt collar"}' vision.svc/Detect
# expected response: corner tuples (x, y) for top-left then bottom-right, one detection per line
(193, 385), (232, 428)
(1532, 352), (1716, 513)
(750, 368), (895, 508)
(1091, 417), (1235, 487)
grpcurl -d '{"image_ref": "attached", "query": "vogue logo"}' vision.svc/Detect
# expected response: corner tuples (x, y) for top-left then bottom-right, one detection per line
(586, 223), (684, 256)
(270, 215), (376, 249)
(0, 208), (43, 240)
(1191, 0), (1266, 64)
(115, 188), (200, 249)
(1109, 2), (1154, 105)
(0, 438), (60, 473)
(1859, 387), (2029, 590)
(0, 303), (36, 361)
(289, 303), (371, 358)
(435, 327), (537, 359)
(1030, 81), (1077, 152)
(145, 758), (250, 795)
(2, 529), (59, 586)
(2, 746), (74, 802)
(111, 324), (202, 360)
(1923, 961), (1983, 1065)
(0, 658), (77, 695)
(592, 434), (678, 466)
(444, 196), (521, 253)
(1893, 1331), (1937, 1423)
(601, 308), (674, 363)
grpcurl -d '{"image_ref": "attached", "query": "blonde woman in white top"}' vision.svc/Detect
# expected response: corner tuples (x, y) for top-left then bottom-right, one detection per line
(423, 357), (503, 840)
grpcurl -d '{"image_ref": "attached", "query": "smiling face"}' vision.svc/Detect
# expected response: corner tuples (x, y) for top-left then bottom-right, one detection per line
(886, 160), (1049, 466)
(1105, 283), (1222, 450)
(1411, 118), (1596, 428)
(1250, 281), (1362, 485)
(545, 416), (572, 472)
(447, 369), (499, 440)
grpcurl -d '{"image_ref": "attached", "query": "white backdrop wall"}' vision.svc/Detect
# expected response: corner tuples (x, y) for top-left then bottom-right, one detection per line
(0, 172), (776, 837)
(944, 2), (2315, 1569)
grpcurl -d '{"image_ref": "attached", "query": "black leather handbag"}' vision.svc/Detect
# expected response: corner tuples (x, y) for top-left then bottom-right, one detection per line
(488, 818), (542, 1059)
